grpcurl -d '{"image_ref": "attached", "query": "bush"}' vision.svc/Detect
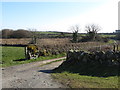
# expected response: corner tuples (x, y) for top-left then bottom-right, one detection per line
(11, 29), (32, 38)
(79, 36), (89, 42)
(1, 29), (32, 38)
(79, 35), (109, 42)
(116, 33), (120, 40)
(1, 29), (13, 38)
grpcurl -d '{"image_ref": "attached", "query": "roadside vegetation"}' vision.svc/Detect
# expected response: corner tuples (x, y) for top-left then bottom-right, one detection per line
(52, 72), (118, 88)
(1, 46), (65, 67)
(39, 58), (65, 67)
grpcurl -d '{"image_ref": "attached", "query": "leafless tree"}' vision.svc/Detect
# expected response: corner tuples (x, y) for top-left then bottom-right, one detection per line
(70, 25), (81, 43)
(70, 25), (80, 33)
(28, 28), (37, 44)
(85, 24), (101, 33)
(85, 24), (101, 41)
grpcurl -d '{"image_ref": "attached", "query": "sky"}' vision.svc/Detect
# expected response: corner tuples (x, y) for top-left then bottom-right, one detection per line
(1, 0), (119, 33)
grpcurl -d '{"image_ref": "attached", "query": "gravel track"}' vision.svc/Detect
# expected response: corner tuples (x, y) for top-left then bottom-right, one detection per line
(2, 57), (66, 88)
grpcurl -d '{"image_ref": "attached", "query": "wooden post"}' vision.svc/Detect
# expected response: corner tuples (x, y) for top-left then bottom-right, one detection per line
(113, 44), (115, 52)
(25, 46), (28, 59)
(117, 44), (119, 51)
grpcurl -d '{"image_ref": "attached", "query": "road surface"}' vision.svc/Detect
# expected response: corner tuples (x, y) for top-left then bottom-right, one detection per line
(2, 57), (66, 88)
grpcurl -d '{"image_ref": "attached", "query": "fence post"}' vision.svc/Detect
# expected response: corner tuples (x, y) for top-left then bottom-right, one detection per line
(117, 44), (119, 51)
(113, 44), (116, 52)
(25, 46), (27, 59)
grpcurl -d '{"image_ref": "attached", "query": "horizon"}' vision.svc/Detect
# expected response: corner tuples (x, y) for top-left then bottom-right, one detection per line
(1, 0), (119, 33)
(1, 28), (119, 33)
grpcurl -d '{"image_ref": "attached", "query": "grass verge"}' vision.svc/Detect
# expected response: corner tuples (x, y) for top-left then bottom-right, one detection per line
(52, 72), (119, 88)
(39, 58), (66, 67)
(52, 57), (119, 88)
(1, 46), (66, 67)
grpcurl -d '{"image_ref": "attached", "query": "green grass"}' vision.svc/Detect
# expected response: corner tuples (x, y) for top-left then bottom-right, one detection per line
(1, 46), (25, 67)
(39, 58), (66, 67)
(52, 72), (119, 88)
(36, 31), (61, 34)
(52, 56), (119, 88)
(100, 34), (116, 37)
(107, 39), (115, 44)
(1, 46), (66, 67)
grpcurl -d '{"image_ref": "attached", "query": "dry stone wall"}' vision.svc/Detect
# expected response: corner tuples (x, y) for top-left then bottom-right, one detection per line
(66, 50), (120, 66)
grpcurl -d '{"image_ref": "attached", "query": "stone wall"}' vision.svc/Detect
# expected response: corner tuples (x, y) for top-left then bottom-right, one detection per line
(66, 50), (120, 66)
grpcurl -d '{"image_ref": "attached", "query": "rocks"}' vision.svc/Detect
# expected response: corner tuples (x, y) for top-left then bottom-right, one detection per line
(66, 50), (120, 66)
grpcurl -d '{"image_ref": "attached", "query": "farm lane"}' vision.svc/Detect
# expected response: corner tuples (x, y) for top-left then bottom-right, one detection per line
(2, 57), (66, 88)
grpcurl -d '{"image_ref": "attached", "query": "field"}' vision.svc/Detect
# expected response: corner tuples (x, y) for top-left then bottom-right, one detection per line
(1, 38), (117, 55)
(1, 38), (31, 45)
(1, 46), (25, 67)
(1, 46), (65, 67)
(1, 38), (120, 88)
(100, 34), (116, 37)
(1, 38), (120, 67)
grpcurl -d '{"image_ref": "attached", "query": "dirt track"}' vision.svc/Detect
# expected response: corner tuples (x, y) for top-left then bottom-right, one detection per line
(2, 57), (66, 88)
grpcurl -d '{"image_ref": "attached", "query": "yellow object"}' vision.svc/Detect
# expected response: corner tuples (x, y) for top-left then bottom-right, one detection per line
(27, 44), (39, 54)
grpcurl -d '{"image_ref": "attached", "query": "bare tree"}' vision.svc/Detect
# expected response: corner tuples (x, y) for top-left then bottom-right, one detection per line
(70, 25), (81, 43)
(28, 28), (37, 44)
(85, 24), (101, 41)
(70, 25), (80, 33)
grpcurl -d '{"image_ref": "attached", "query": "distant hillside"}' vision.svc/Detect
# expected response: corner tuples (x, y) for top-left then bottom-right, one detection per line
(1, 29), (117, 39)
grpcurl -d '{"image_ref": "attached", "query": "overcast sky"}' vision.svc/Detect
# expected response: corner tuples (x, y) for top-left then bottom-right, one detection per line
(1, 0), (119, 33)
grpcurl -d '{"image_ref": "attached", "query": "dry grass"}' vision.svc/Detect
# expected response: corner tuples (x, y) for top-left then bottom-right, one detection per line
(36, 38), (70, 46)
(1, 38), (120, 55)
(1, 38), (31, 45)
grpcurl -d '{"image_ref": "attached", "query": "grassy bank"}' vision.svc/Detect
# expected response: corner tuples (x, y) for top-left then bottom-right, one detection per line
(1, 46), (66, 67)
(52, 72), (119, 88)
(52, 52), (119, 88)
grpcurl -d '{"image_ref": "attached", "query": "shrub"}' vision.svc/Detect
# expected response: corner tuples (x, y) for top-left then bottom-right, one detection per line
(116, 33), (120, 40)
(11, 29), (32, 38)
(1, 29), (13, 38)
(1, 29), (32, 38)
(79, 35), (109, 42)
